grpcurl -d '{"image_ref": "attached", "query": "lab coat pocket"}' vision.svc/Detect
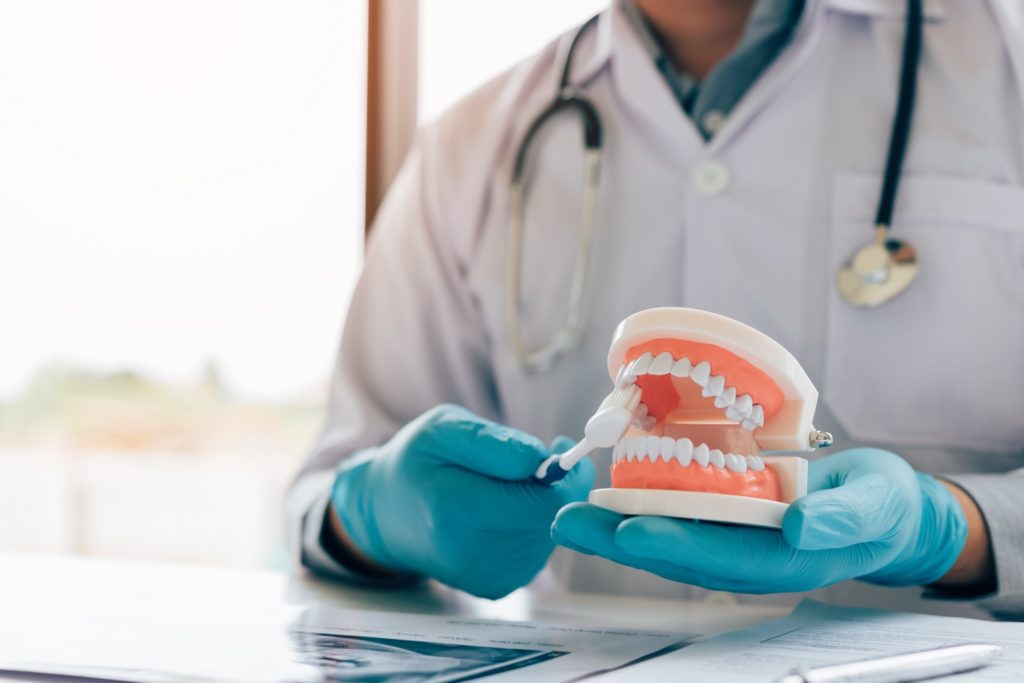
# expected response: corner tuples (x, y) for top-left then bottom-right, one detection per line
(825, 174), (1024, 454)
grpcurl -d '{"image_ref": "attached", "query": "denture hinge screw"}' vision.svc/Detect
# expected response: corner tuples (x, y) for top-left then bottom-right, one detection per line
(810, 430), (834, 449)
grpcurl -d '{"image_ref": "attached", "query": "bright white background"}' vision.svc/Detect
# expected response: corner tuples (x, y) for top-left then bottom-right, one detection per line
(419, 0), (609, 125)
(0, 0), (366, 568)
(0, 0), (609, 568)
(0, 0), (610, 402)
(0, 0), (366, 402)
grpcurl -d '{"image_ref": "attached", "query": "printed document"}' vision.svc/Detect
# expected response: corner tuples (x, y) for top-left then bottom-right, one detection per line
(595, 600), (1024, 682)
(0, 603), (695, 683)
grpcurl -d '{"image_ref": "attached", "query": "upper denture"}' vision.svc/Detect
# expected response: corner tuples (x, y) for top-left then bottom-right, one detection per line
(623, 339), (784, 421)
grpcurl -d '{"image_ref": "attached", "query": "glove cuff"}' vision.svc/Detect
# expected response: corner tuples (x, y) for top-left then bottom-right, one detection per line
(867, 472), (969, 587)
(330, 450), (407, 574)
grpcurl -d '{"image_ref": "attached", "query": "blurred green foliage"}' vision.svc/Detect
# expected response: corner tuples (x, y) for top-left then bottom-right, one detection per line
(0, 364), (321, 455)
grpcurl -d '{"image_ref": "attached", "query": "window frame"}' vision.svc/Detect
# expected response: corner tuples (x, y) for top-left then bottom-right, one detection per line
(365, 0), (419, 233)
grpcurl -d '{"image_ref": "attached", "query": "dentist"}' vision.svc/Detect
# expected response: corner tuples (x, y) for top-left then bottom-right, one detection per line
(287, 0), (1024, 618)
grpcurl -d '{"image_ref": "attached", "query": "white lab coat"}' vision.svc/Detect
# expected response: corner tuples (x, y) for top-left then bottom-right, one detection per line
(289, 0), (1024, 618)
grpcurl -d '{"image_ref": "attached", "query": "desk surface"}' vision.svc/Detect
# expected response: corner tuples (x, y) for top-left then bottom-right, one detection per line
(0, 552), (788, 680)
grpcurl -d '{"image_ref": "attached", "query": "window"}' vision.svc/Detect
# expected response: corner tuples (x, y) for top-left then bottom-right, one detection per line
(418, 0), (608, 124)
(0, 0), (366, 567)
(0, 0), (605, 570)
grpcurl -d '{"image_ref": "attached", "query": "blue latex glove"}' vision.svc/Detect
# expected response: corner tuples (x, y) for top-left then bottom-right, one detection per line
(551, 449), (968, 593)
(331, 404), (594, 599)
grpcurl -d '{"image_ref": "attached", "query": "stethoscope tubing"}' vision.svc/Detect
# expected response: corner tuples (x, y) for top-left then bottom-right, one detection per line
(507, 1), (923, 370)
(875, 0), (922, 230)
(506, 14), (603, 372)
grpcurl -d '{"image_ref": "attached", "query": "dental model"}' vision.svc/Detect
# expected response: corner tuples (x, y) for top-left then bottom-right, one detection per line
(534, 307), (832, 528)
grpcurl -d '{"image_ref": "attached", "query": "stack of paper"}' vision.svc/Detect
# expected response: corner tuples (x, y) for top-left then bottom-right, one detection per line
(595, 600), (1024, 682)
(0, 603), (696, 682)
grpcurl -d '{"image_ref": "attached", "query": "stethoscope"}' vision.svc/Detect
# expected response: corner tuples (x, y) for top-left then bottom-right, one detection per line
(507, 1), (923, 373)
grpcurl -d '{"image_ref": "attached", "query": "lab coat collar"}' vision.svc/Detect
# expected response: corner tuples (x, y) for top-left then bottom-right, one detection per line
(569, 0), (947, 163)
(564, 1), (703, 157)
(827, 0), (947, 21)
(569, 0), (948, 89)
(601, 0), (705, 158)
(595, 0), (833, 162)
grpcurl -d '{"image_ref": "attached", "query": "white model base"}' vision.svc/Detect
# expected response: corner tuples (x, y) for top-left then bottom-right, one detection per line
(589, 488), (790, 529)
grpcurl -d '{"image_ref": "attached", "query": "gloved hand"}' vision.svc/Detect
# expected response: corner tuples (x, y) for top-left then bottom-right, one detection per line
(331, 404), (594, 599)
(551, 448), (967, 593)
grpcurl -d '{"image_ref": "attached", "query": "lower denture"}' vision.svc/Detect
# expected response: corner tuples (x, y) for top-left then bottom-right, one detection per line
(611, 458), (781, 501)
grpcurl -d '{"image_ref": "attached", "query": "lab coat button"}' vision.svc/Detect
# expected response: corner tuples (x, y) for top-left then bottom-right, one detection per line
(692, 161), (729, 195)
(701, 110), (726, 135)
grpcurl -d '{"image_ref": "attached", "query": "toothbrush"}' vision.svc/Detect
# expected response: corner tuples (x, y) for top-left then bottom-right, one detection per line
(533, 383), (640, 485)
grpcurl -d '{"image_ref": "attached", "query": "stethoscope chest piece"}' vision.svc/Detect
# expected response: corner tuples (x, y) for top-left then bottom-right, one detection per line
(837, 231), (919, 308)
(834, 0), (923, 309)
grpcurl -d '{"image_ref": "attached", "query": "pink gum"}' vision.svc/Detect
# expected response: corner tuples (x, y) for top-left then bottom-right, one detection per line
(626, 339), (784, 420)
(611, 459), (782, 501)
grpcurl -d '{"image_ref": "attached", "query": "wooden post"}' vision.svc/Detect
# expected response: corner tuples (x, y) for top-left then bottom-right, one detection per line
(365, 0), (419, 234)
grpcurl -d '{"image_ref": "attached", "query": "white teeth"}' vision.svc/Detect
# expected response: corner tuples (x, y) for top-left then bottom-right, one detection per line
(690, 361), (711, 387)
(714, 386), (737, 409)
(617, 354), (766, 447)
(733, 394), (753, 417)
(671, 357), (693, 377)
(631, 352), (654, 376)
(693, 443), (710, 466)
(622, 358), (641, 384)
(618, 435), (686, 462)
(616, 435), (765, 473)
(648, 352), (674, 376)
(612, 351), (771, 471)
(750, 404), (764, 427)
(725, 454), (747, 473)
(709, 449), (725, 468)
(701, 374), (725, 398)
(675, 438), (693, 465)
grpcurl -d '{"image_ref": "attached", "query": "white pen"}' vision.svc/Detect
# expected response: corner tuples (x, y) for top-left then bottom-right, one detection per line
(775, 643), (1003, 683)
